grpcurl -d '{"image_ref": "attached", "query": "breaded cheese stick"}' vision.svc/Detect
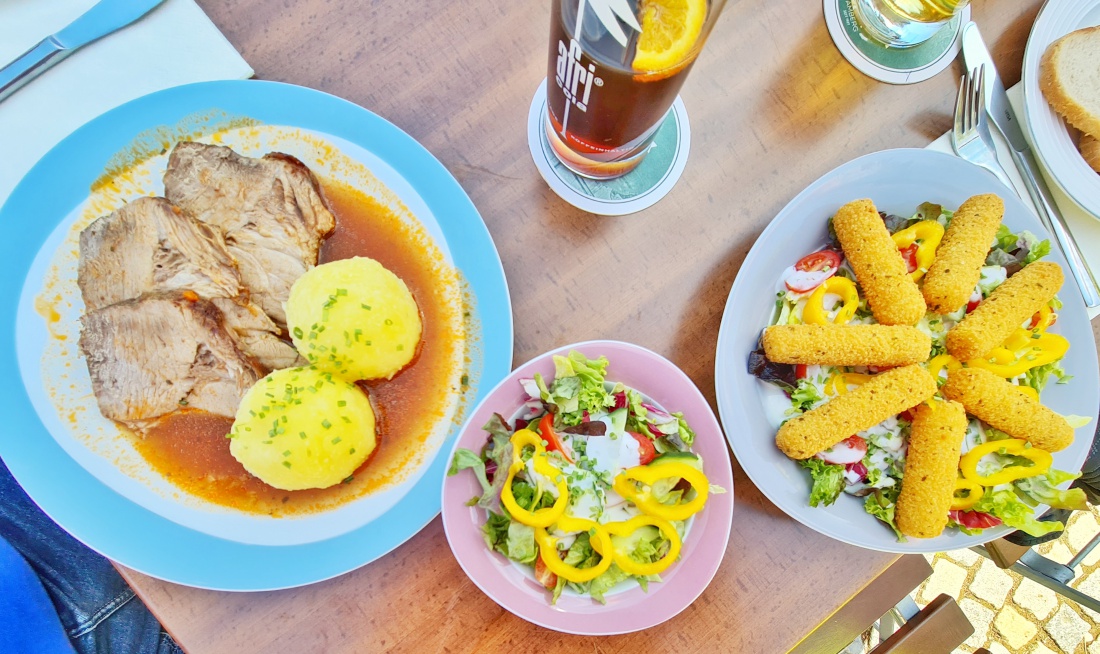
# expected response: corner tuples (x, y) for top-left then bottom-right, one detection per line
(776, 364), (937, 460)
(832, 199), (926, 326)
(896, 399), (967, 539)
(946, 261), (1064, 361)
(942, 367), (1074, 452)
(922, 194), (1005, 314)
(762, 324), (931, 366)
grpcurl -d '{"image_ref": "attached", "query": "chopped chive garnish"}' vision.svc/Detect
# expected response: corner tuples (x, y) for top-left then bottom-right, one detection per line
(322, 419), (332, 429)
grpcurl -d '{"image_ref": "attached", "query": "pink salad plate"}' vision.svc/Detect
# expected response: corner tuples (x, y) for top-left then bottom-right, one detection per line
(440, 340), (735, 635)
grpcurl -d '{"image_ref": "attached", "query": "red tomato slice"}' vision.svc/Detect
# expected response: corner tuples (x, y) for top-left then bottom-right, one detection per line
(898, 244), (919, 274)
(795, 364), (809, 379)
(796, 250), (843, 272)
(966, 298), (981, 313)
(818, 435), (867, 465)
(628, 431), (658, 465)
(949, 510), (1002, 530)
(538, 413), (574, 464)
(785, 250), (842, 292)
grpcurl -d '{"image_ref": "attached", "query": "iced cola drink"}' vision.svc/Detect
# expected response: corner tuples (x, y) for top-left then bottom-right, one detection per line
(544, 0), (725, 179)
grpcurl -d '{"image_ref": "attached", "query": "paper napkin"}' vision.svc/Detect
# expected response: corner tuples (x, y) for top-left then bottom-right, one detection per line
(929, 85), (1100, 319)
(0, 0), (254, 206)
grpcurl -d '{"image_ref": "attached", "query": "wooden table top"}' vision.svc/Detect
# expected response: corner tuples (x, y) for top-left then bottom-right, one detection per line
(116, 0), (1088, 652)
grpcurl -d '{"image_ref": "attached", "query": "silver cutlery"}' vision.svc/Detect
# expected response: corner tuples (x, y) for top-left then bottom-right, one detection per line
(961, 21), (1100, 308)
(0, 0), (166, 104)
(952, 66), (1016, 191)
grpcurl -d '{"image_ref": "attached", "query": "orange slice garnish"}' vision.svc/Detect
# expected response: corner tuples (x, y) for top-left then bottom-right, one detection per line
(632, 0), (707, 73)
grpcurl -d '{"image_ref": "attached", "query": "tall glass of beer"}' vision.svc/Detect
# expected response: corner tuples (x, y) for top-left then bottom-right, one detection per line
(852, 0), (970, 48)
(544, 0), (727, 180)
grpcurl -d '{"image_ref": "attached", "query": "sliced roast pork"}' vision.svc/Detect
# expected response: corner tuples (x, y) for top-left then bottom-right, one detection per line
(211, 297), (304, 370)
(77, 195), (303, 371)
(163, 142), (337, 328)
(77, 196), (240, 312)
(79, 292), (264, 431)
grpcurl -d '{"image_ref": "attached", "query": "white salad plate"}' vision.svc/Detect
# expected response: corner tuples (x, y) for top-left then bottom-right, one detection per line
(1022, 0), (1100, 218)
(714, 148), (1100, 553)
(0, 80), (513, 589)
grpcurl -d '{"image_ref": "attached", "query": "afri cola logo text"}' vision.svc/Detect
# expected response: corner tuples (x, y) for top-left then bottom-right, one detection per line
(555, 38), (602, 113)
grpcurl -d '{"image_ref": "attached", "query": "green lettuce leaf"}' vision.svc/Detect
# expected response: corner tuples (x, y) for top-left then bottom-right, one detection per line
(505, 521), (537, 564)
(800, 458), (845, 507)
(973, 490), (1066, 538)
(542, 352), (614, 425)
(1015, 470), (1089, 511)
(789, 378), (824, 414)
(1024, 239), (1052, 264)
(588, 564), (631, 604)
(481, 511), (510, 552)
(448, 448), (491, 498)
(865, 487), (905, 541)
(1023, 361), (1070, 393)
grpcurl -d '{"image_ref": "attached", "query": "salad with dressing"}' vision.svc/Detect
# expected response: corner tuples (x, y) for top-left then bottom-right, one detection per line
(750, 202), (1089, 539)
(449, 352), (723, 603)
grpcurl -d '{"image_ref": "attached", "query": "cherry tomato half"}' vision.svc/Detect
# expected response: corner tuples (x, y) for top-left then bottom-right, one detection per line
(628, 431), (658, 465)
(785, 250), (842, 293)
(898, 244), (919, 274)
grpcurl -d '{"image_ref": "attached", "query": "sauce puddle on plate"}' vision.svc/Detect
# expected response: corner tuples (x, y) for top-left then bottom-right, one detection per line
(131, 178), (463, 516)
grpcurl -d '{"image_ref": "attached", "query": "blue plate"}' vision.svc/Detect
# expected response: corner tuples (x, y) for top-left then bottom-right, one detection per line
(0, 80), (513, 590)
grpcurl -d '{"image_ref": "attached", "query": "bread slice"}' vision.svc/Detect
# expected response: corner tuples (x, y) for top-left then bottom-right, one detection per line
(1041, 26), (1100, 138)
(1081, 133), (1100, 174)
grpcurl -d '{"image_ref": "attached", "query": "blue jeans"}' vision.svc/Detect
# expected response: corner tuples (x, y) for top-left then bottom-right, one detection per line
(0, 457), (180, 654)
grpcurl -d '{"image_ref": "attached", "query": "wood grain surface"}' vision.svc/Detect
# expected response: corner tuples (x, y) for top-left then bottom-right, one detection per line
(115, 1), (1074, 652)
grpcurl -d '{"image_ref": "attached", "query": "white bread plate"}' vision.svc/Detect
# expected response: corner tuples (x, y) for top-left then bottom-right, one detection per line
(1023, 0), (1100, 218)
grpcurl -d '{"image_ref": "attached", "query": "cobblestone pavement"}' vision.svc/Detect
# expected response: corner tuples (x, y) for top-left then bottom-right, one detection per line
(907, 504), (1100, 653)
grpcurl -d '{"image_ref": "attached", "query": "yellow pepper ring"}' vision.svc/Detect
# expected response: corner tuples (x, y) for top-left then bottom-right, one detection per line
(950, 477), (984, 511)
(1033, 304), (1055, 332)
(605, 515), (683, 577)
(803, 276), (860, 326)
(613, 462), (710, 521)
(500, 429), (569, 528)
(891, 220), (945, 282)
(959, 439), (1054, 486)
(825, 372), (873, 396)
(534, 516), (613, 583)
(965, 331), (1069, 378)
(927, 353), (962, 380)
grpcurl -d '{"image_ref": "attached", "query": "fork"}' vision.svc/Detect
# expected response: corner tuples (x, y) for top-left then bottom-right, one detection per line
(954, 65), (1100, 308)
(952, 65), (1016, 190)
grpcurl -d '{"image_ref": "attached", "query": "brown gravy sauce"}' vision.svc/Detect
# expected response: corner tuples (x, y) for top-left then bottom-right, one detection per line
(131, 179), (459, 516)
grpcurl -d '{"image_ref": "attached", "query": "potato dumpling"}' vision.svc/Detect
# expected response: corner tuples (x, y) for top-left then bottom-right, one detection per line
(229, 366), (376, 490)
(286, 257), (422, 380)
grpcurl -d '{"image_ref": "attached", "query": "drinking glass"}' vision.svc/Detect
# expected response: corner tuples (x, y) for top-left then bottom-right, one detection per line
(851, 0), (970, 48)
(544, 0), (727, 180)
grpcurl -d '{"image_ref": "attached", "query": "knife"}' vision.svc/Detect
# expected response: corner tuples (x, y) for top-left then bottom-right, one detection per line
(0, 0), (166, 104)
(961, 21), (1100, 308)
